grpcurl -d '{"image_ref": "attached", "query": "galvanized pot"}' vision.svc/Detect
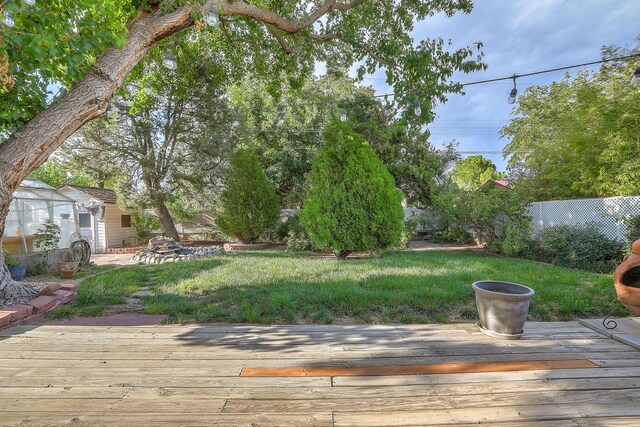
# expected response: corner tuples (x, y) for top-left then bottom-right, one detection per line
(472, 280), (535, 340)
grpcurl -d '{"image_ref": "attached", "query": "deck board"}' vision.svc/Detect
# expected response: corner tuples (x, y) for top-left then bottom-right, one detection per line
(0, 321), (638, 425)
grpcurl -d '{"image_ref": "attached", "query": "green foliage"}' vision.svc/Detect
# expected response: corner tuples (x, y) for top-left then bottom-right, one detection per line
(1, 0), (487, 138)
(283, 215), (317, 252)
(3, 250), (18, 267)
(391, 215), (422, 250)
(131, 212), (161, 243)
(623, 216), (640, 245)
(300, 121), (404, 258)
(28, 158), (96, 188)
(435, 187), (531, 251)
(233, 75), (454, 209)
(552, 227), (622, 273)
(217, 148), (280, 243)
(501, 42), (640, 200)
(538, 225), (573, 260)
(0, 1), (134, 134)
(450, 155), (499, 191)
(33, 219), (61, 268)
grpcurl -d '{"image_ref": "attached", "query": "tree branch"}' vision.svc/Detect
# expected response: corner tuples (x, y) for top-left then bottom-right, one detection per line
(266, 25), (302, 55)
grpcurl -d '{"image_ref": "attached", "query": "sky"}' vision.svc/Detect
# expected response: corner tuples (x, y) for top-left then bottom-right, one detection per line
(345, 0), (640, 171)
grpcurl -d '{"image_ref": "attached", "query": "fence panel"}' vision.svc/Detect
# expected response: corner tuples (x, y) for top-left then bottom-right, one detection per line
(529, 196), (640, 241)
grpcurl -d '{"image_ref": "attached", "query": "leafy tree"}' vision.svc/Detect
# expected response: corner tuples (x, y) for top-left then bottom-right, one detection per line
(450, 155), (498, 190)
(435, 187), (531, 253)
(63, 40), (236, 241)
(217, 148), (280, 243)
(28, 158), (96, 188)
(501, 41), (640, 200)
(0, 1), (485, 301)
(300, 120), (404, 259)
(234, 73), (453, 208)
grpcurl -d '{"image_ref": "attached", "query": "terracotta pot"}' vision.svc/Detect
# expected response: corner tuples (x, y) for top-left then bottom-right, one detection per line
(58, 261), (78, 279)
(613, 239), (640, 314)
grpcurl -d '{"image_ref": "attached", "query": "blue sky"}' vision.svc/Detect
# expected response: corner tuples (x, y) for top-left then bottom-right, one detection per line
(352, 0), (640, 171)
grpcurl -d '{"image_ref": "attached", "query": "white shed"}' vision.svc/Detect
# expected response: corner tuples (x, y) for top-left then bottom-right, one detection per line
(58, 185), (140, 253)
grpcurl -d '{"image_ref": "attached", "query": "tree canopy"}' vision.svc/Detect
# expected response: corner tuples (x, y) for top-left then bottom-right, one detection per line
(501, 41), (640, 200)
(1, 0), (486, 138)
(450, 155), (498, 190)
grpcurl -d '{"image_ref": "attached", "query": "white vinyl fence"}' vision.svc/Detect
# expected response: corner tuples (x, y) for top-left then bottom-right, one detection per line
(529, 196), (640, 242)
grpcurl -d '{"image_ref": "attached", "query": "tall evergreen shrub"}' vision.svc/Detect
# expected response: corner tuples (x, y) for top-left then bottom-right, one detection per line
(217, 148), (280, 243)
(300, 120), (404, 259)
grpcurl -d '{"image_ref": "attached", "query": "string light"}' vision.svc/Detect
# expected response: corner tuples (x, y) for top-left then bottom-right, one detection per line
(162, 50), (177, 70)
(340, 108), (347, 122)
(414, 99), (421, 115)
(2, 10), (15, 27)
(203, 5), (219, 27)
(507, 76), (517, 104)
(631, 67), (640, 87)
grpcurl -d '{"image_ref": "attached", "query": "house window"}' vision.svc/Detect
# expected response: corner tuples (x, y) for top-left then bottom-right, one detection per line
(121, 214), (132, 228)
(78, 213), (92, 228)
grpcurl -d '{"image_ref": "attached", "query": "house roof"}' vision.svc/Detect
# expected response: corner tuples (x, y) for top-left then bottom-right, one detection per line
(60, 185), (118, 204)
(480, 178), (512, 190)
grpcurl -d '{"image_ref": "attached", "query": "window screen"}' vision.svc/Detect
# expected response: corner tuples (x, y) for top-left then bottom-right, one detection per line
(121, 214), (132, 228)
(78, 213), (91, 228)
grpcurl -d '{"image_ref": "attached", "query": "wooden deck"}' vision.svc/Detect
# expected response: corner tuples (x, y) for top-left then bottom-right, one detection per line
(1, 321), (640, 426)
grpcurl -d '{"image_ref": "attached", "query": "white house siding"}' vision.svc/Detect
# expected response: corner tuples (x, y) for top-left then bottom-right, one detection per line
(104, 204), (138, 249)
(57, 187), (105, 253)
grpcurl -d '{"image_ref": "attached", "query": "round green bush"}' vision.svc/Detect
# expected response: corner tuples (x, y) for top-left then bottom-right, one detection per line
(216, 148), (280, 243)
(553, 227), (622, 273)
(300, 120), (404, 259)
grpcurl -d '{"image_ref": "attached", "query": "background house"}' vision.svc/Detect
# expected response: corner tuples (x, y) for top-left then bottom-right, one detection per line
(58, 185), (140, 253)
(2, 178), (79, 255)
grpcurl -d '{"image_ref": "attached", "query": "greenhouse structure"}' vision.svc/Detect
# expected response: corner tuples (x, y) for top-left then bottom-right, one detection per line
(2, 178), (79, 254)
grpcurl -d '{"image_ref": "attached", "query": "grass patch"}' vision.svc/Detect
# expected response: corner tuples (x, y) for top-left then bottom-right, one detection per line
(61, 250), (620, 324)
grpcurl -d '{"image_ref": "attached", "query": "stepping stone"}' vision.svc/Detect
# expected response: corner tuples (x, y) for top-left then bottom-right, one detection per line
(130, 290), (155, 298)
(60, 283), (78, 292)
(52, 290), (76, 304)
(0, 311), (10, 328)
(1, 304), (33, 322)
(25, 296), (57, 314)
(39, 283), (62, 295)
(126, 298), (142, 306)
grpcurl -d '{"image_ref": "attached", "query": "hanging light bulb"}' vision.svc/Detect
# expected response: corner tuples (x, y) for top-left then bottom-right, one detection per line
(95, 98), (104, 114)
(414, 99), (421, 116)
(507, 77), (518, 104)
(162, 50), (178, 70)
(340, 108), (347, 122)
(2, 10), (15, 27)
(233, 113), (239, 127)
(24, 0), (36, 6)
(203, 5), (219, 27)
(631, 66), (640, 87)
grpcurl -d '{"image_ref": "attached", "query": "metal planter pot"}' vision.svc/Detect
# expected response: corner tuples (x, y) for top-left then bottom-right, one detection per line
(472, 280), (535, 340)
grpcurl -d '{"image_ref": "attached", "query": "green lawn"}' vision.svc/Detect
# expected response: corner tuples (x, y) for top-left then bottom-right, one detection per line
(50, 250), (622, 324)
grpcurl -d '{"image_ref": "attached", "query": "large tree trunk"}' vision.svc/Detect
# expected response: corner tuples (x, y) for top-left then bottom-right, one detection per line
(0, 6), (193, 300)
(154, 204), (181, 242)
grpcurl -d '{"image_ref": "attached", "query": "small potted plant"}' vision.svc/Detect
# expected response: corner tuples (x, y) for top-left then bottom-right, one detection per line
(57, 250), (79, 279)
(5, 251), (27, 281)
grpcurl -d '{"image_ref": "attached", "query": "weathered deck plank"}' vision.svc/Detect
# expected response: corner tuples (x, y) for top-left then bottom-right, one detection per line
(0, 321), (638, 426)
